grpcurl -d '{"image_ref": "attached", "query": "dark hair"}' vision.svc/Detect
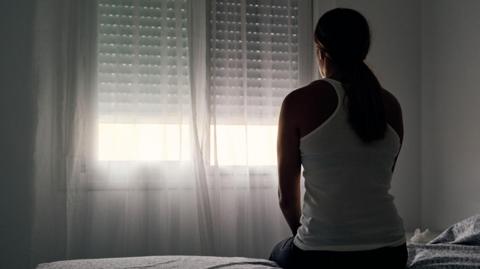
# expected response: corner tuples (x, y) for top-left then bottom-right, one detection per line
(315, 8), (386, 143)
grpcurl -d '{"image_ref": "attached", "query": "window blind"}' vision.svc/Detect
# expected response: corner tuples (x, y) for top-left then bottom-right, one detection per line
(97, 0), (190, 124)
(209, 0), (299, 124)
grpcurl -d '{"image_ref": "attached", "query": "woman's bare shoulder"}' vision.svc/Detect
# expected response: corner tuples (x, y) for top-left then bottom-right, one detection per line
(381, 88), (402, 117)
(280, 80), (338, 136)
(283, 80), (335, 106)
(381, 88), (401, 105)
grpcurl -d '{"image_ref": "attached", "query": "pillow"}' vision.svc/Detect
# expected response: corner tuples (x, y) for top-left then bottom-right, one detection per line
(429, 214), (480, 246)
(409, 228), (436, 244)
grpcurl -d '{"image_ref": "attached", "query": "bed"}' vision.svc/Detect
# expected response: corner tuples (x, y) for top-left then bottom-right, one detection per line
(36, 256), (281, 269)
(406, 214), (480, 268)
(37, 215), (480, 269)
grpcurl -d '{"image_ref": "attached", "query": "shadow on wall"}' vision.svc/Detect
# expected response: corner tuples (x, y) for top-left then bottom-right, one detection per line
(0, 1), (36, 269)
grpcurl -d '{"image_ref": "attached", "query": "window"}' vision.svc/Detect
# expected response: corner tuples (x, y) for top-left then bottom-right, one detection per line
(97, 0), (191, 161)
(209, 0), (299, 166)
(97, 0), (300, 165)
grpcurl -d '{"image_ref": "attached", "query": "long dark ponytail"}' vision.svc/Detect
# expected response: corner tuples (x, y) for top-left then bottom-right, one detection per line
(315, 8), (386, 143)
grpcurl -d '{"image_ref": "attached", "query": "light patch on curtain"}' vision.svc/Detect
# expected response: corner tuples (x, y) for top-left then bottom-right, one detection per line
(98, 123), (277, 166)
(97, 123), (191, 161)
(210, 125), (277, 166)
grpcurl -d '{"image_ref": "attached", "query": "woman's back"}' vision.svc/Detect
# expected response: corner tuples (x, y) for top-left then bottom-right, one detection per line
(269, 7), (408, 269)
(290, 78), (406, 251)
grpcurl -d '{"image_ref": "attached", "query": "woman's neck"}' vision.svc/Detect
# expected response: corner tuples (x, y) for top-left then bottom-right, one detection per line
(322, 60), (343, 81)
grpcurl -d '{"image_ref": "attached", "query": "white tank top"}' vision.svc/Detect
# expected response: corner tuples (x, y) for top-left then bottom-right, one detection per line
(293, 78), (406, 251)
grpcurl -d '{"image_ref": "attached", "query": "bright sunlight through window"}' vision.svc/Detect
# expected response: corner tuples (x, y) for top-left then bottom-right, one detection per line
(98, 124), (277, 166)
(210, 125), (277, 166)
(98, 124), (191, 161)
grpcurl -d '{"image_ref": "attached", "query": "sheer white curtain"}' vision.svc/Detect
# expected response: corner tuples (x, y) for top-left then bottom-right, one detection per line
(32, 0), (313, 266)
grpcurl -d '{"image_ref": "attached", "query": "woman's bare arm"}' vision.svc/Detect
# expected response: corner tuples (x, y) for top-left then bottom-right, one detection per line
(277, 93), (302, 236)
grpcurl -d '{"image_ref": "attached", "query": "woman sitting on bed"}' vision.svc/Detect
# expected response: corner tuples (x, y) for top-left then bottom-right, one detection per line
(269, 8), (407, 269)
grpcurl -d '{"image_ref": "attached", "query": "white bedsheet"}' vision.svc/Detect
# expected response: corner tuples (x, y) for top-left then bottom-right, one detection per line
(36, 255), (281, 269)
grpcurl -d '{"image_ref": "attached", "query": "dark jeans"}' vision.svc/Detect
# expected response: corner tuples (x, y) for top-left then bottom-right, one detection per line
(268, 236), (408, 269)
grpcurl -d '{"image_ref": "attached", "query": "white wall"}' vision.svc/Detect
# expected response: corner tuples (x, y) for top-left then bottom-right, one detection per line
(0, 1), (35, 269)
(333, 0), (423, 230)
(421, 0), (480, 230)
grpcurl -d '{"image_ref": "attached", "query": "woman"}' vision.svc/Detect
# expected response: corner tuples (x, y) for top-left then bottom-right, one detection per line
(268, 8), (408, 269)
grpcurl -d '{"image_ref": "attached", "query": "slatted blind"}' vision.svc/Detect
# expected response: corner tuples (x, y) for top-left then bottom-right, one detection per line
(98, 0), (299, 125)
(209, 0), (299, 124)
(97, 0), (190, 124)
